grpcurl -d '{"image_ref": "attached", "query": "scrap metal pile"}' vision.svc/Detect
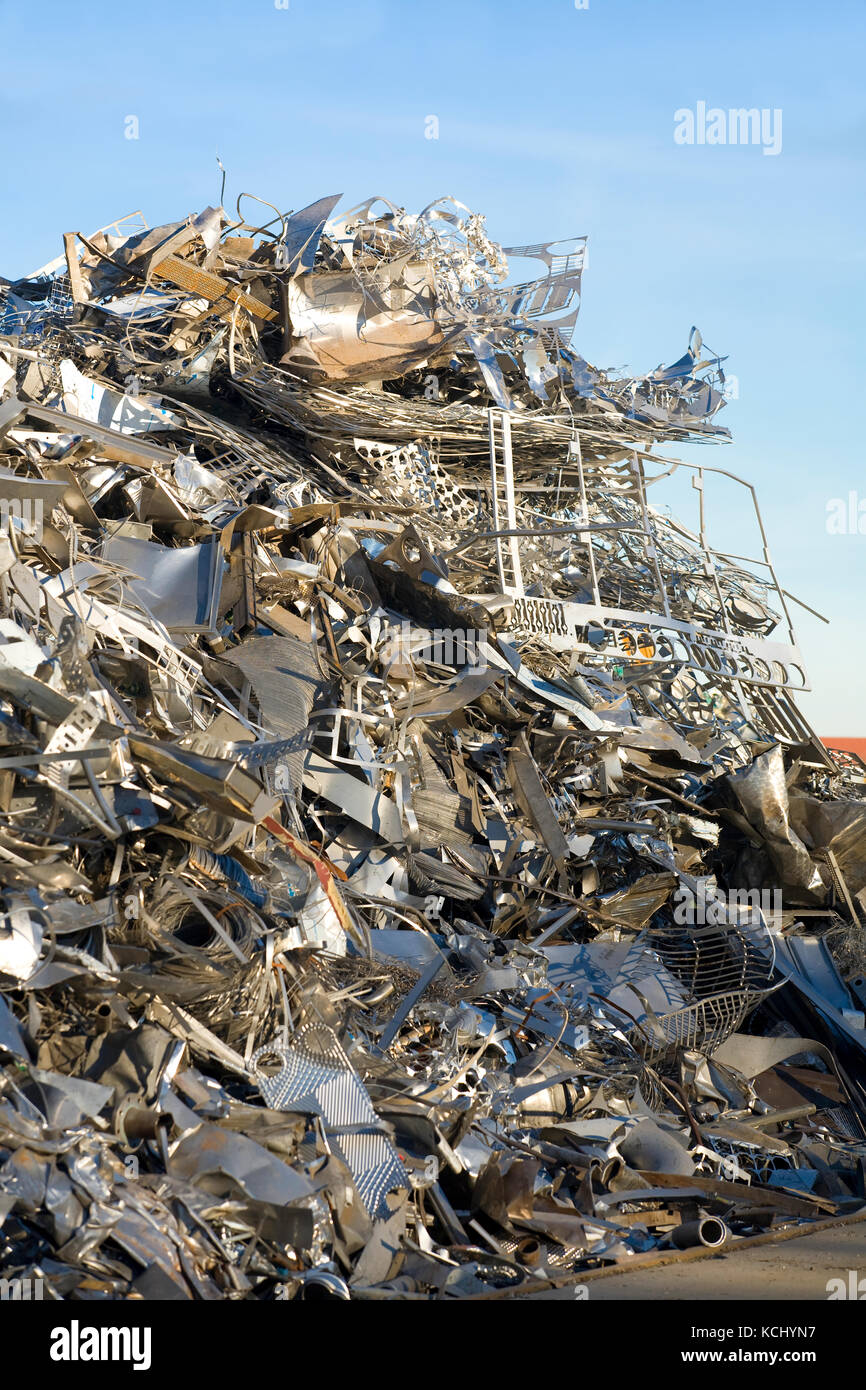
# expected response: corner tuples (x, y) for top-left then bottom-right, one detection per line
(0, 190), (864, 1300)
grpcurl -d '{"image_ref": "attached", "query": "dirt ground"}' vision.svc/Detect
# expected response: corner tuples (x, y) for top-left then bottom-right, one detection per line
(515, 1219), (866, 1300)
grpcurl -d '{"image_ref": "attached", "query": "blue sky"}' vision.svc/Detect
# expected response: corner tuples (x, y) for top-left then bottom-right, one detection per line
(1, 0), (863, 731)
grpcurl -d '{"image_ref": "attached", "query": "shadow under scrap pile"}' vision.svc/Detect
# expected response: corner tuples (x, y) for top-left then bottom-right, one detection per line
(0, 191), (863, 1300)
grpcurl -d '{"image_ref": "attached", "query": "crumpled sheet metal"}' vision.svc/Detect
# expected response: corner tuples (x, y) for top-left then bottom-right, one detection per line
(0, 184), (862, 1301)
(222, 634), (324, 795)
(282, 264), (448, 384)
(729, 745), (825, 896)
(788, 794), (866, 896)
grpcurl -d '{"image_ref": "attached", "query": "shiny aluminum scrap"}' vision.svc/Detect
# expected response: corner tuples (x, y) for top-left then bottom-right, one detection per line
(0, 186), (863, 1301)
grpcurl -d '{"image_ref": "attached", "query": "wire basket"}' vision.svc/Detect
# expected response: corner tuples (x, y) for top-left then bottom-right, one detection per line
(629, 921), (776, 1064)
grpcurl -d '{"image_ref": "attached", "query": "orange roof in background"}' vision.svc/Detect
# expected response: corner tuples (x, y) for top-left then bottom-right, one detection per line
(822, 737), (866, 758)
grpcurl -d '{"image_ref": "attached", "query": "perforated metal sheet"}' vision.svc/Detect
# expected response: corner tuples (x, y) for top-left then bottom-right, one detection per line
(251, 1025), (407, 1218)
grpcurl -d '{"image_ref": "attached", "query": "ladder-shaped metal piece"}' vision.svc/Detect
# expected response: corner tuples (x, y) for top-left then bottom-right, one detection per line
(488, 408), (524, 596)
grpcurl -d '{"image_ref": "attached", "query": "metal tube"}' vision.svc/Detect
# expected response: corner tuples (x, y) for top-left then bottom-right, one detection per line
(670, 1217), (729, 1250)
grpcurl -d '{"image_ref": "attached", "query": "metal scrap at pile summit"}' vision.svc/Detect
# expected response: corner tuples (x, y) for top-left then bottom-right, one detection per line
(0, 188), (863, 1300)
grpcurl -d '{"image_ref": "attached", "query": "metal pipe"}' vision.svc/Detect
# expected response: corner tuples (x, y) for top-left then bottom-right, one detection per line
(117, 1105), (171, 1145)
(670, 1217), (729, 1250)
(750, 1104), (817, 1129)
